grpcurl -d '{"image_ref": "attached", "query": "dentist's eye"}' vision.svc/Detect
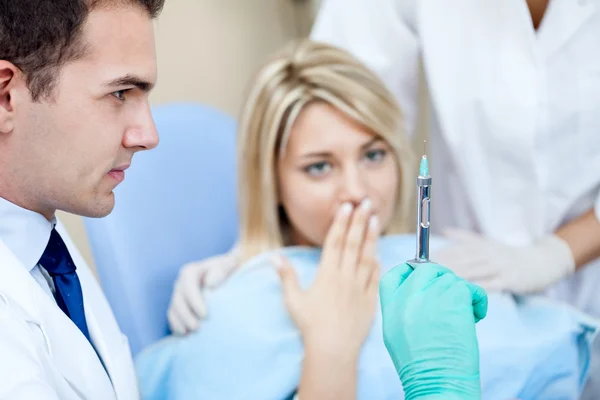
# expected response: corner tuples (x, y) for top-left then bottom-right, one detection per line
(112, 90), (128, 102)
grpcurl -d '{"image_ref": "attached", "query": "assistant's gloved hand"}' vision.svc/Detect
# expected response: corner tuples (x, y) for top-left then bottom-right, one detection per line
(167, 251), (239, 335)
(380, 262), (488, 400)
(433, 229), (575, 294)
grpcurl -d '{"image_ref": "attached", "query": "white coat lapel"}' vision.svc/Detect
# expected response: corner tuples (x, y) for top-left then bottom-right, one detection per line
(0, 239), (115, 400)
(539, 0), (597, 57)
(56, 222), (140, 400)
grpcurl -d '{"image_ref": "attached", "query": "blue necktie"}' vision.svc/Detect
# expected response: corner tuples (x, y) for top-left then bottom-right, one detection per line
(39, 228), (92, 343)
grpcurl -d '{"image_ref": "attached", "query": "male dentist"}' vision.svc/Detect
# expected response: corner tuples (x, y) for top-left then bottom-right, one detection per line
(0, 0), (163, 398)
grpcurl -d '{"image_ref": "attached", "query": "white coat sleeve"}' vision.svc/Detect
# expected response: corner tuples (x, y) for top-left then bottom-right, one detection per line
(311, 0), (421, 136)
(0, 310), (61, 400)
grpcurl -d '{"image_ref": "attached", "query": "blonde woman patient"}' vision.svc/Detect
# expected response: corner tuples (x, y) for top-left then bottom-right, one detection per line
(168, 39), (414, 336)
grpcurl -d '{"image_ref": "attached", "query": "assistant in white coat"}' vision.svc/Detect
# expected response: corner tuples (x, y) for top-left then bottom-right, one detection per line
(311, 1), (600, 397)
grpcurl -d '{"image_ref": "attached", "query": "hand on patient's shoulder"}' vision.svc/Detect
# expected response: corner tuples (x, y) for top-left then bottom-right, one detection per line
(433, 229), (575, 294)
(379, 263), (487, 400)
(167, 249), (240, 335)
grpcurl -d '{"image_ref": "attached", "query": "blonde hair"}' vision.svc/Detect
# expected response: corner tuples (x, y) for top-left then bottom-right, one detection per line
(237, 39), (415, 262)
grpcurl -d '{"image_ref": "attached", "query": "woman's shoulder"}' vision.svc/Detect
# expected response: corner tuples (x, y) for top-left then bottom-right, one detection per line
(190, 242), (243, 265)
(192, 248), (240, 268)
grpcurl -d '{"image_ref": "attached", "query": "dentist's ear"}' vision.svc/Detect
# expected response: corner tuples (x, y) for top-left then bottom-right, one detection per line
(0, 61), (20, 135)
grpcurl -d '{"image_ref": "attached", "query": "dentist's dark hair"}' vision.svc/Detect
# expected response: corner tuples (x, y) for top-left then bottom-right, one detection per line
(0, 0), (165, 101)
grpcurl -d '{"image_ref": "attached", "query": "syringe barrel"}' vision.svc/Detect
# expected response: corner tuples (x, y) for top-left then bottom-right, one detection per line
(415, 176), (431, 262)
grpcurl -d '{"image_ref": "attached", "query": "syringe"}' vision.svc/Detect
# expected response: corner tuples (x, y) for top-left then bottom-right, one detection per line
(409, 144), (431, 265)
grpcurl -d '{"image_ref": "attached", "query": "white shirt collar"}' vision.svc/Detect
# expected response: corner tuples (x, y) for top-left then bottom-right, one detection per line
(0, 196), (56, 272)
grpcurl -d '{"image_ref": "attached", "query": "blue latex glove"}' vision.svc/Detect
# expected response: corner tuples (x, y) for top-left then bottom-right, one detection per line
(379, 262), (488, 400)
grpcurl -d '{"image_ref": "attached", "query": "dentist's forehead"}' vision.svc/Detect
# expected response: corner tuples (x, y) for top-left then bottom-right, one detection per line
(77, 7), (157, 87)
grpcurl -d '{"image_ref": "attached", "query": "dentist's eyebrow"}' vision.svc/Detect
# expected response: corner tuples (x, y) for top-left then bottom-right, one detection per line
(104, 74), (155, 93)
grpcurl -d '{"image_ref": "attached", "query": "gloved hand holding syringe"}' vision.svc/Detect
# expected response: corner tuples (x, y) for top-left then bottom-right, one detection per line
(379, 141), (488, 400)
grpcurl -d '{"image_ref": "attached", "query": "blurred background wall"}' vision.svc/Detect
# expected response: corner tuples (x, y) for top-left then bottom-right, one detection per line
(59, 0), (428, 275)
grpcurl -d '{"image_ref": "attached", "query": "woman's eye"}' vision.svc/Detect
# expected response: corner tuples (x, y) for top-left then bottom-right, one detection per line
(365, 149), (387, 163)
(304, 161), (332, 176)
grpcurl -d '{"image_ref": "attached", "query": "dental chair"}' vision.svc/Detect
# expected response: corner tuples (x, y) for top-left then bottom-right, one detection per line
(84, 102), (239, 356)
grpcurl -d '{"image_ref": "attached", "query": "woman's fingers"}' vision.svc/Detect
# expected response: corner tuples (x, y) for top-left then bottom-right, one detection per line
(366, 263), (380, 297)
(273, 255), (302, 316)
(340, 198), (372, 274)
(320, 202), (353, 272)
(356, 214), (380, 288)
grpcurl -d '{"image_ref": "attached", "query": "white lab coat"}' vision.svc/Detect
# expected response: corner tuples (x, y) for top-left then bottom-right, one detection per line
(312, 1), (600, 396)
(0, 222), (139, 400)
